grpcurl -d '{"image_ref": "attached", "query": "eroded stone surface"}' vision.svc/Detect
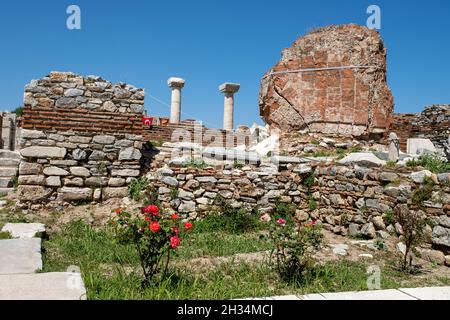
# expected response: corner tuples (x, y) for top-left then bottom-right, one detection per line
(259, 24), (394, 136)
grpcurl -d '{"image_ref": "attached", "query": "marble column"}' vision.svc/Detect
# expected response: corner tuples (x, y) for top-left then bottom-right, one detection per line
(168, 77), (185, 124)
(219, 83), (240, 131)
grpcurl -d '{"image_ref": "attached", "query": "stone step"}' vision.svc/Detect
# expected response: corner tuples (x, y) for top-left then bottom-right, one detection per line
(0, 158), (20, 167)
(0, 177), (13, 188)
(1, 223), (46, 239)
(0, 272), (86, 300)
(0, 150), (21, 160)
(0, 188), (14, 196)
(0, 238), (42, 274)
(0, 167), (18, 177)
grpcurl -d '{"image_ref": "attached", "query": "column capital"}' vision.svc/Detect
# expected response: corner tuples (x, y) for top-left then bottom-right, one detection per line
(219, 82), (240, 94)
(168, 77), (185, 89)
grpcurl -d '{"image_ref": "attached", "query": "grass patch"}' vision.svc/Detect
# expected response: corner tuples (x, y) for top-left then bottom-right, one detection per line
(0, 231), (12, 239)
(406, 154), (450, 173)
(41, 220), (449, 300)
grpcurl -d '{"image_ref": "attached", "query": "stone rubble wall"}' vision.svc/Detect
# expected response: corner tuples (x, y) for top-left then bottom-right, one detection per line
(390, 105), (450, 158)
(17, 72), (146, 204)
(22, 72), (144, 134)
(148, 163), (450, 260)
(17, 129), (143, 204)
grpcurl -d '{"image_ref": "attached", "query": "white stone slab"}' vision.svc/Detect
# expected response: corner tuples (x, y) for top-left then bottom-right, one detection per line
(338, 153), (386, 167)
(320, 289), (416, 300)
(0, 238), (42, 274)
(0, 272), (86, 300)
(398, 286), (450, 300)
(1, 223), (46, 238)
(407, 138), (437, 155)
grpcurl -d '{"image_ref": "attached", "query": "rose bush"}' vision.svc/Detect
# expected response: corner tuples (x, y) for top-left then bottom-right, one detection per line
(109, 204), (192, 283)
(269, 211), (323, 284)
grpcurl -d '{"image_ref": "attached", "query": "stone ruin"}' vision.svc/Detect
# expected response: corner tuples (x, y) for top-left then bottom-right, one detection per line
(16, 72), (144, 204)
(259, 24), (394, 137)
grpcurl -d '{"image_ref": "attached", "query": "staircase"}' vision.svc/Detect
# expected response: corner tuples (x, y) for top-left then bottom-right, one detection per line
(0, 150), (20, 196)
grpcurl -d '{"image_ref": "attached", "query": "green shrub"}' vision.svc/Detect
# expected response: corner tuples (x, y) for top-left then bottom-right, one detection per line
(269, 216), (323, 285)
(406, 154), (450, 173)
(128, 178), (150, 201)
(393, 204), (427, 272)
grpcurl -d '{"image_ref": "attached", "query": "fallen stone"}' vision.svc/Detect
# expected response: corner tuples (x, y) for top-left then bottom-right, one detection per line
(410, 170), (433, 184)
(338, 153), (386, 167)
(1, 223), (46, 239)
(330, 244), (349, 256)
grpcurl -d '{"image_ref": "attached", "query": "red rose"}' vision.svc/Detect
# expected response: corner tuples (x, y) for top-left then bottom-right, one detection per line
(172, 227), (180, 235)
(149, 221), (160, 232)
(145, 216), (152, 222)
(114, 208), (121, 214)
(141, 205), (159, 216)
(148, 205), (159, 215)
(171, 213), (178, 220)
(170, 236), (181, 249)
(184, 222), (193, 230)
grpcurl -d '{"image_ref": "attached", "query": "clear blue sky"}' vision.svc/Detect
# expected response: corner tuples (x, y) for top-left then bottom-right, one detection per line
(1, 0), (449, 128)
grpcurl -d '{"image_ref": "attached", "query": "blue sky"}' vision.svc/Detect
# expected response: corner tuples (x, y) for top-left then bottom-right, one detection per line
(1, 0), (449, 128)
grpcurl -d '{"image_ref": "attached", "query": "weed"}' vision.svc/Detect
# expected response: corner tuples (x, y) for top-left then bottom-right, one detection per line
(406, 154), (450, 173)
(128, 178), (149, 201)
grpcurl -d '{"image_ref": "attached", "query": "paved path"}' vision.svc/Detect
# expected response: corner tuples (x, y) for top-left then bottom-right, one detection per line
(0, 223), (86, 300)
(241, 286), (450, 300)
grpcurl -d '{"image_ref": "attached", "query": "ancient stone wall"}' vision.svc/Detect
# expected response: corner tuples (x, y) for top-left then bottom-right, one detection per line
(148, 163), (450, 260)
(259, 24), (394, 136)
(143, 122), (255, 147)
(17, 72), (145, 204)
(390, 105), (450, 157)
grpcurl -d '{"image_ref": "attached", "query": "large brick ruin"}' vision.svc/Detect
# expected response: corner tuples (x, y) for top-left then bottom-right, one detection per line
(259, 24), (394, 136)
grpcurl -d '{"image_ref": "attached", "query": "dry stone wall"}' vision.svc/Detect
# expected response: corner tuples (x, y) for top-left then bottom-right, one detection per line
(148, 162), (450, 260)
(17, 72), (145, 204)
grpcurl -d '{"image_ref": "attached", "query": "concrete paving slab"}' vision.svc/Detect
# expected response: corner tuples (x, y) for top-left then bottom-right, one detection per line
(398, 286), (450, 300)
(0, 272), (87, 300)
(320, 289), (416, 300)
(0, 238), (42, 274)
(1, 223), (46, 238)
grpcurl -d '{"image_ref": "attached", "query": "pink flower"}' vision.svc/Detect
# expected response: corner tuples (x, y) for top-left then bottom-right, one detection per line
(276, 218), (286, 225)
(170, 236), (181, 249)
